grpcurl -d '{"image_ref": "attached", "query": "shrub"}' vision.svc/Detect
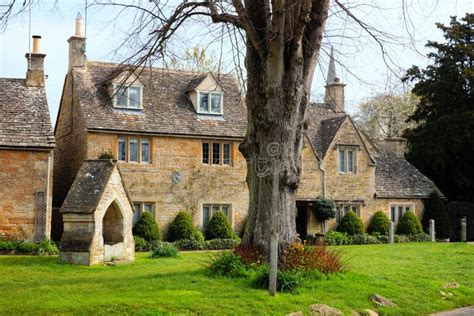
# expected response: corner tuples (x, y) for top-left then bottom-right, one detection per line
(252, 265), (304, 294)
(174, 238), (204, 251)
(134, 236), (148, 252)
(98, 151), (114, 159)
(408, 232), (431, 242)
(205, 211), (234, 240)
(133, 212), (162, 242)
(167, 211), (198, 242)
(150, 242), (179, 258)
(16, 242), (38, 253)
(396, 211), (423, 235)
(349, 234), (381, 245)
(337, 211), (364, 235)
(37, 239), (59, 255)
(422, 191), (451, 239)
(324, 231), (348, 245)
(193, 230), (205, 242)
(313, 197), (336, 221)
(205, 238), (240, 250)
(209, 252), (247, 278)
(282, 243), (345, 274)
(234, 244), (265, 267)
(0, 240), (16, 252)
(367, 211), (390, 235)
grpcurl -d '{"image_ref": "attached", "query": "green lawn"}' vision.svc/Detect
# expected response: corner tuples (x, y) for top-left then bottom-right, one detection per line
(0, 243), (473, 315)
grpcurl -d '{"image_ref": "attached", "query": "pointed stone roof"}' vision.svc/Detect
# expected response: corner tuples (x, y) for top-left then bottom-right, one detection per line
(60, 160), (132, 214)
(327, 47), (338, 85)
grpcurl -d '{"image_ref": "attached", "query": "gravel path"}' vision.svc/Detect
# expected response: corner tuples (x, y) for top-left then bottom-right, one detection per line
(430, 306), (474, 316)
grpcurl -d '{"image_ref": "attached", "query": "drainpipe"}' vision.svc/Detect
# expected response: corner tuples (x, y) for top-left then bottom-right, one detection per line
(318, 159), (326, 198)
(318, 159), (327, 234)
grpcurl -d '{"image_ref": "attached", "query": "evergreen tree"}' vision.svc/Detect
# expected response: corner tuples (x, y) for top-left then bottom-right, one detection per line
(422, 191), (452, 239)
(404, 14), (474, 202)
(132, 212), (162, 242)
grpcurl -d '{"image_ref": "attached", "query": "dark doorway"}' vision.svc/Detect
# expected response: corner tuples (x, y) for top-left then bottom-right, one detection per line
(296, 202), (309, 241)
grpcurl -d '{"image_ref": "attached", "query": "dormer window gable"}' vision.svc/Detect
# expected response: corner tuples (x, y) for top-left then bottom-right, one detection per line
(109, 72), (144, 110)
(188, 73), (224, 116)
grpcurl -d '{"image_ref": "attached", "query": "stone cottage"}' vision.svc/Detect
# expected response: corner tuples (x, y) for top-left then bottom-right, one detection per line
(53, 18), (440, 241)
(60, 160), (134, 265)
(0, 36), (55, 241)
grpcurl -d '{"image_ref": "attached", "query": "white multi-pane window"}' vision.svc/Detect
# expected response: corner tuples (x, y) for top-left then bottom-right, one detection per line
(132, 202), (155, 226)
(117, 136), (151, 163)
(198, 91), (223, 114)
(202, 204), (232, 228)
(202, 141), (231, 165)
(390, 204), (414, 224)
(338, 147), (357, 173)
(114, 85), (142, 109)
(335, 204), (361, 223)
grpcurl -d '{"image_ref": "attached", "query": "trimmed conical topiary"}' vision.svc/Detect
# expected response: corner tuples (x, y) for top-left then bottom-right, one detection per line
(367, 211), (390, 235)
(396, 211), (423, 235)
(167, 211), (197, 242)
(132, 212), (161, 242)
(336, 211), (364, 236)
(422, 191), (451, 239)
(206, 211), (233, 240)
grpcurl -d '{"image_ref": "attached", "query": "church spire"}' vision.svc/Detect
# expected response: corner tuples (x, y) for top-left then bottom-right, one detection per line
(324, 47), (346, 112)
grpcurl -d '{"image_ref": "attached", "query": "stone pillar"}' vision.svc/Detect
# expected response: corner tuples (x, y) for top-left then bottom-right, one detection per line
(429, 219), (436, 242)
(389, 221), (394, 244)
(461, 217), (467, 242)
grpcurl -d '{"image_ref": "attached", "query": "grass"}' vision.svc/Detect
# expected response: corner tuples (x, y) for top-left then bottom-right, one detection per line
(0, 243), (473, 315)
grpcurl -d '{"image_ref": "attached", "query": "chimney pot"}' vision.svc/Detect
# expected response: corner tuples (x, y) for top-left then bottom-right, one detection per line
(75, 12), (84, 37)
(32, 35), (41, 54)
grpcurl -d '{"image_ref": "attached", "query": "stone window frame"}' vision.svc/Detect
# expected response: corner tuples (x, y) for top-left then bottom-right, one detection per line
(389, 203), (415, 224)
(335, 201), (363, 224)
(201, 203), (233, 228)
(117, 135), (152, 164)
(113, 83), (143, 110)
(338, 145), (358, 174)
(197, 91), (224, 115)
(132, 201), (156, 226)
(201, 140), (232, 166)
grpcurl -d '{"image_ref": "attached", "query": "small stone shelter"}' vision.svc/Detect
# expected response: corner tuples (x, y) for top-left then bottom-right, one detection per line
(60, 160), (134, 265)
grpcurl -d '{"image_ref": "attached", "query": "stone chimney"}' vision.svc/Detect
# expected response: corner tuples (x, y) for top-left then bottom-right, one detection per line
(68, 13), (86, 70)
(324, 47), (346, 112)
(383, 137), (407, 158)
(25, 35), (46, 87)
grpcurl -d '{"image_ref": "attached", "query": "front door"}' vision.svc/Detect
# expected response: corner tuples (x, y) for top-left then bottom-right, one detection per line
(296, 203), (308, 241)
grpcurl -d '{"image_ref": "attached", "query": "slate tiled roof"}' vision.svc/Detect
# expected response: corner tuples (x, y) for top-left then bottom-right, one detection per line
(375, 153), (440, 198)
(61, 160), (116, 214)
(73, 61), (247, 138)
(305, 103), (346, 158)
(0, 78), (55, 148)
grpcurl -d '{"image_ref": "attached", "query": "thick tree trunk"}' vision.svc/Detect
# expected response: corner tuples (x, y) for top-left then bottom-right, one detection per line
(240, 42), (308, 256)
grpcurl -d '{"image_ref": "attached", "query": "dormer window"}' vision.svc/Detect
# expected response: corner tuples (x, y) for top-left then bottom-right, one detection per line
(114, 84), (142, 109)
(198, 91), (223, 115)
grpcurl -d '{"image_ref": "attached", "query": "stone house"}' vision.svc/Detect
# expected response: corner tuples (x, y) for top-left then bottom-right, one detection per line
(53, 19), (440, 240)
(0, 36), (55, 241)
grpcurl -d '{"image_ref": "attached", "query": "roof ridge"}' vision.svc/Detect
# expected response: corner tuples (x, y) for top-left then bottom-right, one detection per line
(86, 60), (232, 77)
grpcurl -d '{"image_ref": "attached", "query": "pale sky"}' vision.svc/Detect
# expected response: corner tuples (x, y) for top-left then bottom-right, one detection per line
(0, 1), (472, 125)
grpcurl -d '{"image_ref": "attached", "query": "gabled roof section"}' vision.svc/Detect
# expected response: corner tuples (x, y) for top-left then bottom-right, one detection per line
(0, 78), (55, 149)
(305, 103), (346, 159)
(61, 160), (116, 214)
(73, 61), (246, 138)
(375, 153), (441, 198)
